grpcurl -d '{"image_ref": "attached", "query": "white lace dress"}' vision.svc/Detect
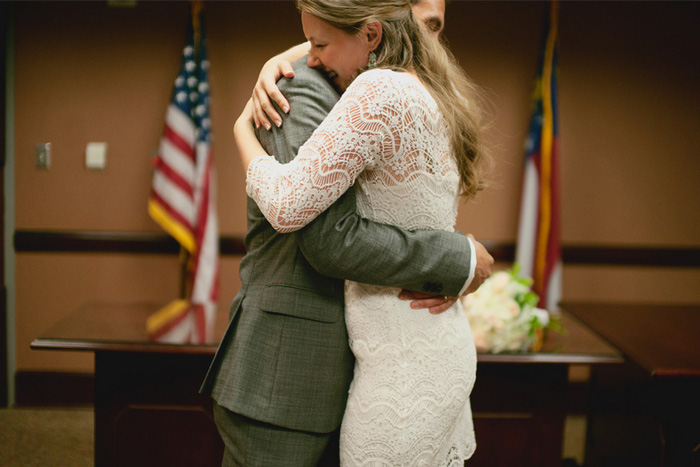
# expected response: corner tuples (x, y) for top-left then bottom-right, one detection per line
(246, 68), (477, 466)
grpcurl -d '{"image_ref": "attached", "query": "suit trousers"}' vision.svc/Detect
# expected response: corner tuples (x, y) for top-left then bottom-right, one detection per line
(213, 402), (340, 467)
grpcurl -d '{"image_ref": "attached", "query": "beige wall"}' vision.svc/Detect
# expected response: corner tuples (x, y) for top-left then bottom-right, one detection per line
(12, 1), (700, 373)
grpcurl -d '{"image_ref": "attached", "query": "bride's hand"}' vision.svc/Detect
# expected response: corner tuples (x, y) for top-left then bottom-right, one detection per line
(252, 57), (295, 130)
(398, 290), (457, 315)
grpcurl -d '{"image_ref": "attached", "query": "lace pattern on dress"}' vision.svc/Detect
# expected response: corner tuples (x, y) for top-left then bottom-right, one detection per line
(246, 69), (460, 233)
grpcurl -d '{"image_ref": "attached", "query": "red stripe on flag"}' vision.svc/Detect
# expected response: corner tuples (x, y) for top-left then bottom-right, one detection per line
(164, 124), (196, 162)
(541, 138), (561, 305)
(152, 155), (195, 199)
(190, 148), (219, 305)
(211, 263), (220, 302)
(529, 146), (560, 309)
(191, 155), (211, 272)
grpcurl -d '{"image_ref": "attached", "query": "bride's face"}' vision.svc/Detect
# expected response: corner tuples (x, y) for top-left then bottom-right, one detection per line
(302, 12), (373, 92)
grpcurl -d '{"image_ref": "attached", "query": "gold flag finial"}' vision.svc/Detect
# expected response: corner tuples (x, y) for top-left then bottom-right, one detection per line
(192, 1), (202, 52)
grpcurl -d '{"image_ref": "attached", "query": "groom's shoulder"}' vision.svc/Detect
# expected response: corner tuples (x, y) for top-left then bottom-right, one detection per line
(289, 55), (323, 80)
(279, 56), (337, 96)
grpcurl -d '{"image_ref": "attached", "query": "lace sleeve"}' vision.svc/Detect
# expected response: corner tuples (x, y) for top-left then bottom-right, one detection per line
(246, 70), (402, 233)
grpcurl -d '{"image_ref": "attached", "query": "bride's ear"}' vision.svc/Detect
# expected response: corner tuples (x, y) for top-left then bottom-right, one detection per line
(365, 21), (382, 50)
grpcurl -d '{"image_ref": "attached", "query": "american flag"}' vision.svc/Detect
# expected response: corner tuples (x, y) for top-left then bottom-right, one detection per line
(515, 0), (562, 312)
(147, 3), (218, 344)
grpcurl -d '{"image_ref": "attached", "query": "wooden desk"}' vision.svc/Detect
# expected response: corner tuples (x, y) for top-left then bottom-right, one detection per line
(32, 302), (621, 467)
(32, 302), (230, 467)
(467, 307), (622, 467)
(565, 302), (700, 466)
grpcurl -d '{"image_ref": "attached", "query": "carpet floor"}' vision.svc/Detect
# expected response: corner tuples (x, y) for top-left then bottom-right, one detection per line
(0, 407), (585, 466)
(0, 407), (93, 466)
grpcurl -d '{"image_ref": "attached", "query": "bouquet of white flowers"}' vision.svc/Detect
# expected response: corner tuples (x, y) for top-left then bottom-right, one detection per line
(461, 264), (559, 353)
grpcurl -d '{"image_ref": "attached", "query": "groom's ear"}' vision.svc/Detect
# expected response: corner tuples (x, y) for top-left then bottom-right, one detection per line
(365, 21), (382, 49)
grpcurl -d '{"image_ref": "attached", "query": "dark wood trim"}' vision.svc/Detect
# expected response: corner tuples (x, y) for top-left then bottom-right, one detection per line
(480, 241), (516, 264)
(14, 229), (246, 256)
(15, 370), (94, 407)
(14, 229), (700, 268)
(560, 245), (700, 268)
(481, 241), (700, 268)
(31, 338), (218, 356)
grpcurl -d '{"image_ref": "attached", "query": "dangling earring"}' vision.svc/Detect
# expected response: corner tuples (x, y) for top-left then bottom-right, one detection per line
(368, 51), (377, 68)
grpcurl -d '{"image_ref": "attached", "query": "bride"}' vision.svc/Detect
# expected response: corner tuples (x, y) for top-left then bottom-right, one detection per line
(234, 0), (491, 464)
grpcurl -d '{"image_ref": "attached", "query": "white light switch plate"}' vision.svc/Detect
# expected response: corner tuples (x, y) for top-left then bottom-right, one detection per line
(35, 143), (51, 169)
(86, 142), (107, 170)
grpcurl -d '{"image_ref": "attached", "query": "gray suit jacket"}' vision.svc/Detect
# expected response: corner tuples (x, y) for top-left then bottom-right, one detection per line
(202, 58), (472, 434)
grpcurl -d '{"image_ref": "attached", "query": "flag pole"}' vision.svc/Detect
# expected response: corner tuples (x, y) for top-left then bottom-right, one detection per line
(178, 246), (189, 299)
(191, 1), (202, 55)
(178, 0), (201, 301)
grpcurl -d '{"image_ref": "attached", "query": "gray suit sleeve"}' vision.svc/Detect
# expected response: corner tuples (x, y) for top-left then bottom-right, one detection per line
(258, 58), (471, 297)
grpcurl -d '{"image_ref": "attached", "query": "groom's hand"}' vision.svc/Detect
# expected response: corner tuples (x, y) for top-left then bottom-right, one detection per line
(399, 290), (457, 315)
(464, 234), (493, 295)
(399, 235), (493, 314)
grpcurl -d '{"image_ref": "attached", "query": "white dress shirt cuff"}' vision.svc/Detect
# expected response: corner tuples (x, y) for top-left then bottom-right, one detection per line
(458, 237), (477, 296)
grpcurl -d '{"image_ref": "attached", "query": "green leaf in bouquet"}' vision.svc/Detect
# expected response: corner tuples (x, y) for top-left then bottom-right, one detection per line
(509, 263), (534, 288)
(510, 262), (522, 277)
(515, 291), (539, 308)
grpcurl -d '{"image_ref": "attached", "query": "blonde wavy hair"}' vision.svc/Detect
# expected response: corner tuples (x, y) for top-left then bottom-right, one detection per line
(297, 0), (491, 199)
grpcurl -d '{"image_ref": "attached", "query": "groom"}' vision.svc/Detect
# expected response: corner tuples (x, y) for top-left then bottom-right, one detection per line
(202, 2), (493, 466)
